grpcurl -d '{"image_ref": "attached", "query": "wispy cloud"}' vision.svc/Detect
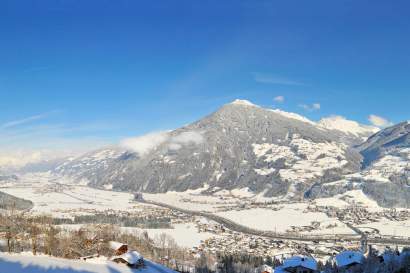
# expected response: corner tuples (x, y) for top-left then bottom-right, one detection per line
(252, 72), (305, 86)
(273, 95), (285, 103)
(0, 112), (52, 129)
(368, 114), (393, 128)
(299, 103), (321, 111)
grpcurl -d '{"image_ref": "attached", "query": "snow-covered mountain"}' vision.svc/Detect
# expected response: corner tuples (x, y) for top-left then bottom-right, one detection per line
(357, 121), (410, 207)
(306, 121), (410, 207)
(318, 115), (379, 141)
(54, 100), (370, 200)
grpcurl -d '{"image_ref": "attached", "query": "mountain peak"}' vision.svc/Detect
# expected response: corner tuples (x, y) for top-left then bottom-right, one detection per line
(318, 115), (379, 138)
(229, 99), (259, 107)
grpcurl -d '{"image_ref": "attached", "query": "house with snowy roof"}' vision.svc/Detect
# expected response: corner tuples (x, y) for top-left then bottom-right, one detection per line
(111, 250), (144, 268)
(109, 241), (128, 256)
(335, 251), (364, 271)
(380, 248), (410, 265)
(274, 256), (317, 273)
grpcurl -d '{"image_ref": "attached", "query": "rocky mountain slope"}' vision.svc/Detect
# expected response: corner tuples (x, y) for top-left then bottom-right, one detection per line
(54, 100), (375, 200)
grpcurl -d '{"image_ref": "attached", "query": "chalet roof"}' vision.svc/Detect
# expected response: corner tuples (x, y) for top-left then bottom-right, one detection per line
(109, 241), (127, 251)
(335, 251), (364, 267)
(281, 256), (317, 271)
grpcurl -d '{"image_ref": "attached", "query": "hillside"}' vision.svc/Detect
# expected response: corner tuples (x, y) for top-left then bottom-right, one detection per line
(0, 191), (33, 210)
(358, 121), (410, 207)
(0, 253), (177, 273)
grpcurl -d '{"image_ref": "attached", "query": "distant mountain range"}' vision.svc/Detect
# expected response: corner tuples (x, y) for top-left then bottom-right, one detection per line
(3, 100), (409, 207)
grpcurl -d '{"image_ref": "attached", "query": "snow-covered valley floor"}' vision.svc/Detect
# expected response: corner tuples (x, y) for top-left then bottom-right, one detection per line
(2, 172), (410, 253)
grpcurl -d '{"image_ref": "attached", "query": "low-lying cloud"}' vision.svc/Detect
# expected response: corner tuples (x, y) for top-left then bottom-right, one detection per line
(168, 131), (204, 150)
(121, 130), (205, 155)
(120, 131), (169, 156)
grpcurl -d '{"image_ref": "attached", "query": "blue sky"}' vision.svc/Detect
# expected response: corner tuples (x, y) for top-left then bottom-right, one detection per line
(0, 0), (409, 154)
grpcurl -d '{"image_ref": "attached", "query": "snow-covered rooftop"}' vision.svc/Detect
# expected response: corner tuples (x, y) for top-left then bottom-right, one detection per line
(282, 256), (317, 270)
(335, 251), (364, 267)
(109, 241), (127, 251)
(383, 250), (410, 264)
(112, 251), (144, 264)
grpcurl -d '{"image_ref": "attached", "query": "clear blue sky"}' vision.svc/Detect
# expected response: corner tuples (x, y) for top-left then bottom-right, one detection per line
(0, 0), (409, 152)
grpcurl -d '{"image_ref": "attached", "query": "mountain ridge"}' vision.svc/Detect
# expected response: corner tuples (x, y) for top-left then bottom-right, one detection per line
(53, 100), (369, 199)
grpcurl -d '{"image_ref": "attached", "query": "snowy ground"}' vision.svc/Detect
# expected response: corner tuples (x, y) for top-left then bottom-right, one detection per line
(3, 172), (410, 241)
(314, 190), (383, 212)
(0, 252), (176, 273)
(215, 204), (354, 235)
(358, 219), (410, 237)
(57, 222), (217, 249)
(143, 188), (242, 213)
(0, 172), (152, 217)
(121, 223), (218, 248)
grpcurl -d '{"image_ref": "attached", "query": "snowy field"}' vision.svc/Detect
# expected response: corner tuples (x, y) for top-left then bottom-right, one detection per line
(358, 220), (410, 237)
(58, 222), (217, 248)
(121, 222), (218, 248)
(0, 252), (176, 273)
(143, 187), (246, 212)
(314, 190), (383, 211)
(3, 172), (410, 240)
(0, 173), (152, 217)
(216, 204), (354, 235)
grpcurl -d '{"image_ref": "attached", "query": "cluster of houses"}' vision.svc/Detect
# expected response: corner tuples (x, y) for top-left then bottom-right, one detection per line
(267, 248), (410, 273)
(310, 203), (410, 228)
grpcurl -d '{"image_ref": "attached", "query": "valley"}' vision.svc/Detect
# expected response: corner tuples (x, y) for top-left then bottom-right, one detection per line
(2, 171), (410, 263)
